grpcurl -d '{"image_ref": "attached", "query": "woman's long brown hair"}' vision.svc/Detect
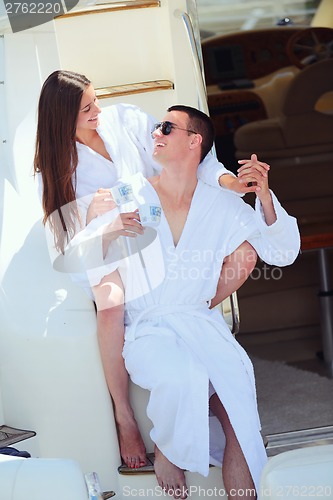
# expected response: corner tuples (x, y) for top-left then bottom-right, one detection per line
(34, 70), (91, 253)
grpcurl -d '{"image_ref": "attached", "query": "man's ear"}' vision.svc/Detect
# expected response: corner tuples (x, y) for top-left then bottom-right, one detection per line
(189, 133), (202, 150)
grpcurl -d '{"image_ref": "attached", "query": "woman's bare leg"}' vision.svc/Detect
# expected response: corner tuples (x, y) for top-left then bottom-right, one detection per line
(92, 270), (146, 468)
(210, 394), (256, 499)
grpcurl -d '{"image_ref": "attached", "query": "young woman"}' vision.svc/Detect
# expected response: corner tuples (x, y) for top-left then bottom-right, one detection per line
(34, 70), (260, 469)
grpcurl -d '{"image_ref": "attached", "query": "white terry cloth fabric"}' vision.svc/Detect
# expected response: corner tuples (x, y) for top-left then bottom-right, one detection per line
(41, 104), (235, 293)
(124, 304), (265, 487)
(121, 173), (300, 492)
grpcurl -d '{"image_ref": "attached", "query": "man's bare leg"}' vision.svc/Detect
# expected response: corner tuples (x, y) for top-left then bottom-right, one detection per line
(210, 394), (256, 500)
(93, 271), (146, 468)
(154, 445), (188, 500)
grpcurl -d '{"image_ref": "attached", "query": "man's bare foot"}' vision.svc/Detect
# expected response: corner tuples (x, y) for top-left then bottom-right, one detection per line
(154, 445), (188, 499)
(116, 413), (147, 468)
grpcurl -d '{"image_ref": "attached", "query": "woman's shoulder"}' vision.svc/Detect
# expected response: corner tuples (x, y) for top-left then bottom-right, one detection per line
(99, 104), (149, 139)
(100, 103), (144, 122)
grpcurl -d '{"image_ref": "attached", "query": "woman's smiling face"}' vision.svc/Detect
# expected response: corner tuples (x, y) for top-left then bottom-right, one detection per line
(76, 84), (101, 133)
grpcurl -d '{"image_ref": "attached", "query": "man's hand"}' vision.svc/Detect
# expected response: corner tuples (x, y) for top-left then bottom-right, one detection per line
(239, 154), (276, 225)
(237, 154), (270, 197)
(218, 154), (270, 194)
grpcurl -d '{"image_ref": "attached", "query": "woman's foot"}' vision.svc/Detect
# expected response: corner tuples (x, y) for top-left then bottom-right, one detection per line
(154, 445), (188, 499)
(116, 412), (147, 468)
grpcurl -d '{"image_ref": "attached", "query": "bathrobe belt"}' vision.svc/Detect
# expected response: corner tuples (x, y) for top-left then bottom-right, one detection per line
(124, 303), (213, 342)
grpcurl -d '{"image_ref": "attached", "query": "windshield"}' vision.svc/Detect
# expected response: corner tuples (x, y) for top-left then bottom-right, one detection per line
(196, 0), (320, 37)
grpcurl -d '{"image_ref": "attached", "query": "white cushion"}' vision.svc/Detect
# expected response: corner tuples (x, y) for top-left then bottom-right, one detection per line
(0, 456), (88, 500)
(259, 445), (333, 499)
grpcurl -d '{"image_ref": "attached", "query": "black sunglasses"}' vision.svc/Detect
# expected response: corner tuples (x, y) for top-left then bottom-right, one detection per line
(151, 121), (197, 138)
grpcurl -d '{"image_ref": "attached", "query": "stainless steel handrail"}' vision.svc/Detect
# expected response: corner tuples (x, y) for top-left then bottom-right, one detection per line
(174, 9), (208, 114)
(174, 9), (240, 335)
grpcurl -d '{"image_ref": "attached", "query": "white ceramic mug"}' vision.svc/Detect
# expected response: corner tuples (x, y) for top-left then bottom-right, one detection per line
(139, 203), (162, 227)
(110, 183), (133, 205)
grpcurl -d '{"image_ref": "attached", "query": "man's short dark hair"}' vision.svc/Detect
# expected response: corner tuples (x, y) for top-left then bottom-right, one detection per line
(167, 105), (215, 161)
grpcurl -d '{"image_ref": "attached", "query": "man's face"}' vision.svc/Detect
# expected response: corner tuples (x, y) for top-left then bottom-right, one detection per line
(152, 111), (194, 165)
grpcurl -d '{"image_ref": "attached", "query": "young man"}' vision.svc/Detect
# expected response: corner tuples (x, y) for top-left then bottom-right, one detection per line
(118, 106), (300, 498)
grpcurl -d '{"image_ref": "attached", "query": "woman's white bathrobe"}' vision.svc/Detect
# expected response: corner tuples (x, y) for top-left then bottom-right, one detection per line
(50, 103), (235, 290)
(120, 173), (300, 492)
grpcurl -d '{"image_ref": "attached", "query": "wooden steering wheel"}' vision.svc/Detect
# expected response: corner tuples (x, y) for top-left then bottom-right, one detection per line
(286, 27), (333, 68)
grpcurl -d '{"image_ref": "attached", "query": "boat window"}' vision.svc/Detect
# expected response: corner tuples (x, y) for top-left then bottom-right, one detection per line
(196, 0), (320, 38)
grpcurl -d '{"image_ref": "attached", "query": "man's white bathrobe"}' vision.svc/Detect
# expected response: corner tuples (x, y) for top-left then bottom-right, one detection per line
(120, 173), (300, 492)
(50, 104), (234, 290)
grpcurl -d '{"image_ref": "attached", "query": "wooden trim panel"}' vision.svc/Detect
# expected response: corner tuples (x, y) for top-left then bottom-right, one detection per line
(301, 232), (333, 252)
(95, 80), (174, 99)
(56, 0), (160, 19)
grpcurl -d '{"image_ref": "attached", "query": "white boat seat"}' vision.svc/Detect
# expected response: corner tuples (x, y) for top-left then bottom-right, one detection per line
(0, 455), (89, 500)
(259, 444), (333, 499)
